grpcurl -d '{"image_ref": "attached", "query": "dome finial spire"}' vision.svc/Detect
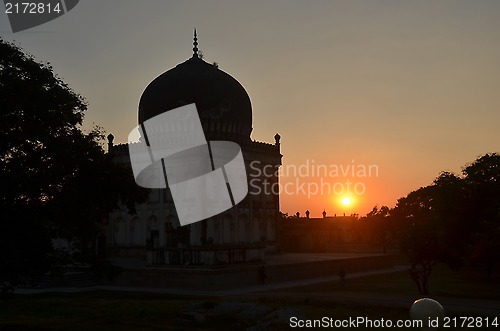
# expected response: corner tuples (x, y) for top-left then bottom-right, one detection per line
(192, 28), (199, 58)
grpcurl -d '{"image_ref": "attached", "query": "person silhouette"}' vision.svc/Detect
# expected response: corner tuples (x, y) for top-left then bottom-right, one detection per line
(339, 265), (346, 287)
(258, 266), (267, 284)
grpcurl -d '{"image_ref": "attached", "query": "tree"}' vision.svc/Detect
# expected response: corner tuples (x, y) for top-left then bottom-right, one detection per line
(47, 137), (148, 261)
(0, 38), (147, 286)
(363, 205), (391, 253)
(462, 153), (500, 279)
(393, 177), (466, 295)
(393, 153), (500, 293)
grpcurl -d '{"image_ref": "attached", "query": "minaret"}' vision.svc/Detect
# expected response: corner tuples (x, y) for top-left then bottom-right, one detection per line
(274, 133), (281, 151)
(107, 133), (114, 153)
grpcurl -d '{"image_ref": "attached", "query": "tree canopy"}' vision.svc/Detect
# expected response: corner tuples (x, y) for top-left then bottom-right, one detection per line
(0, 38), (147, 286)
(392, 153), (500, 294)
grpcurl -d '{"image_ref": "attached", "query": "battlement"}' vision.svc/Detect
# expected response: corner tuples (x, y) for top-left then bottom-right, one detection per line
(110, 138), (280, 156)
(242, 139), (280, 154)
(110, 143), (131, 155)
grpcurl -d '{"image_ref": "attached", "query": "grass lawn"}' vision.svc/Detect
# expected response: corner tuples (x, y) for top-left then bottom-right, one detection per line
(1, 265), (498, 330)
(0, 291), (199, 331)
(276, 263), (500, 300)
(0, 290), (422, 331)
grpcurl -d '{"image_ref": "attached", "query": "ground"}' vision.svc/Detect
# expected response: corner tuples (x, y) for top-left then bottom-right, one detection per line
(1, 263), (499, 330)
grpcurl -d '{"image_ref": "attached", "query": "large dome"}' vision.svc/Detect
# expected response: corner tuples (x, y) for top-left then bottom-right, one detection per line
(138, 40), (253, 141)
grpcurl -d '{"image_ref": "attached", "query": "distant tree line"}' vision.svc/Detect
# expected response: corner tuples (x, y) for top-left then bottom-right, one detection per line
(360, 154), (500, 294)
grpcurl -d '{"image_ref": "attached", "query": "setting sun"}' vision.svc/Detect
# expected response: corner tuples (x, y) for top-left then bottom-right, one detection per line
(342, 197), (352, 206)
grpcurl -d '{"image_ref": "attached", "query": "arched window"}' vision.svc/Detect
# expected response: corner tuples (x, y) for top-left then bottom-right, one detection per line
(129, 217), (142, 246)
(146, 215), (159, 247)
(113, 217), (126, 246)
(223, 214), (235, 243)
(240, 214), (251, 243)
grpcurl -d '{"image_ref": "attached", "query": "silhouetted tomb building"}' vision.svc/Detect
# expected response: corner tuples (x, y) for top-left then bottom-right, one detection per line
(107, 33), (282, 266)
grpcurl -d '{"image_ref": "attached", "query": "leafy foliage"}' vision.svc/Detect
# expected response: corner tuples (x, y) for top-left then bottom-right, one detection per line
(392, 153), (500, 293)
(0, 38), (147, 285)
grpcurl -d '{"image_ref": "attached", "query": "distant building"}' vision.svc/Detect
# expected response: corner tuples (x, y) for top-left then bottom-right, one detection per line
(107, 32), (282, 265)
(279, 215), (359, 252)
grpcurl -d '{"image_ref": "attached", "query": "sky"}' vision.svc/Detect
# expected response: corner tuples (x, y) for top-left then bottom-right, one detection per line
(2, 1), (500, 217)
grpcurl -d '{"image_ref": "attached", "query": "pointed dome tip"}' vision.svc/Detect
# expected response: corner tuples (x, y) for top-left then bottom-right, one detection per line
(192, 28), (199, 58)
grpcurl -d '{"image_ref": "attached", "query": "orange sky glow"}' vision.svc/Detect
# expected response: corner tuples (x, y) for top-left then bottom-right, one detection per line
(3, 1), (500, 217)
